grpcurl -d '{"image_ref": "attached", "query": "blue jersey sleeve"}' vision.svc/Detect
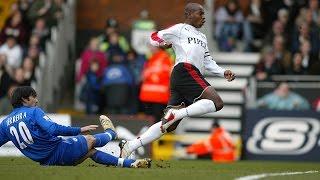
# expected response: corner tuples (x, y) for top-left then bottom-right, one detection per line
(0, 123), (9, 147)
(33, 108), (81, 136)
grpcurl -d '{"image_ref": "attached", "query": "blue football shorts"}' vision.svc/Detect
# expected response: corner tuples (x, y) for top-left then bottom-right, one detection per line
(41, 135), (89, 166)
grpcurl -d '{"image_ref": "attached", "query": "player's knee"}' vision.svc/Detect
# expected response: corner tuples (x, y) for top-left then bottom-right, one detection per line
(84, 135), (96, 149)
(166, 120), (182, 132)
(214, 98), (224, 111)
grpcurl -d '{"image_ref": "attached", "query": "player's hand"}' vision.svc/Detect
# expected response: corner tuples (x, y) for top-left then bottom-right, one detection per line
(159, 41), (172, 49)
(81, 125), (98, 134)
(224, 70), (236, 82)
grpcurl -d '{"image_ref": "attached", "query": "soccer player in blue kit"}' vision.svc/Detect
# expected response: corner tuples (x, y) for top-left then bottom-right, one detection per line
(0, 86), (151, 168)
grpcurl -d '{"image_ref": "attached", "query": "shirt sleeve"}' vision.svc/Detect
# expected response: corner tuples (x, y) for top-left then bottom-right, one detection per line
(34, 108), (81, 136)
(204, 44), (225, 77)
(150, 24), (180, 46)
(0, 123), (9, 147)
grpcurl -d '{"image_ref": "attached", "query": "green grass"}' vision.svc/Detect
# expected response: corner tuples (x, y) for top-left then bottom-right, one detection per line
(0, 157), (319, 180)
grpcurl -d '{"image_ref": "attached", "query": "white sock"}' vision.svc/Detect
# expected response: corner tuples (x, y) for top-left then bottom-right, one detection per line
(173, 99), (216, 120)
(128, 121), (164, 151)
(127, 100), (216, 152)
(117, 158), (124, 167)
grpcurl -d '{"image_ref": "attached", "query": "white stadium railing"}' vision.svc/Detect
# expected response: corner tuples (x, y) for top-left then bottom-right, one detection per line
(33, 0), (76, 110)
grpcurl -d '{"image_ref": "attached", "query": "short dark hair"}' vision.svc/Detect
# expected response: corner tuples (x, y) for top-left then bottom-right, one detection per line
(11, 86), (37, 108)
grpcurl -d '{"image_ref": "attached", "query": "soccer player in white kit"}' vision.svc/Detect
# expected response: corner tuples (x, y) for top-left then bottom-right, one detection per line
(120, 2), (236, 158)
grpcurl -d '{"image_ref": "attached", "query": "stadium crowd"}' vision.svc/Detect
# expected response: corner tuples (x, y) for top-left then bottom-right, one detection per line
(0, 0), (64, 114)
(76, 0), (320, 115)
(1, 0), (320, 117)
(215, 0), (320, 77)
(76, 17), (173, 119)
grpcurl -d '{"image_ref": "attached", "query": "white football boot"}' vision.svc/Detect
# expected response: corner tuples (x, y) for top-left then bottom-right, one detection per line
(99, 115), (116, 138)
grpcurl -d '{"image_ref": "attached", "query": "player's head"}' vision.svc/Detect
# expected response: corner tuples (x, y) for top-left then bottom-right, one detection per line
(11, 86), (38, 108)
(184, 3), (205, 28)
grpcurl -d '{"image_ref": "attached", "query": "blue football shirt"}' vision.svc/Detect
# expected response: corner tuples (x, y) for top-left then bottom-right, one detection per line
(0, 106), (80, 162)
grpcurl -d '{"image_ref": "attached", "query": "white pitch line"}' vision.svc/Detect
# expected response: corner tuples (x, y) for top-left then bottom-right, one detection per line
(235, 170), (319, 180)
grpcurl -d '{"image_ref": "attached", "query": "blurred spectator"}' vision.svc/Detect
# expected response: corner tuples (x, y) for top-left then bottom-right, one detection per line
(77, 37), (107, 83)
(127, 49), (145, 86)
(51, 0), (64, 26)
(80, 60), (102, 114)
(29, 34), (41, 47)
(299, 40), (320, 74)
(307, 0), (320, 25)
(13, 67), (30, 86)
(131, 10), (156, 55)
(0, 11), (28, 45)
(257, 82), (310, 110)
(27, 34), (42, 52)
(26, 45), (40, 65)
(288, 52), (308, 75)
(101, 51), (133, 114)
(0, 54), (14, 101)
(254, 48), (282, 81)
(0, 84), (17, 115)
(261, 0), (303, 32)
(106, 32), (126, 61)
(292, 11), (320, 55)
(27, 0), (52, 25)
(263, 20), (285, 46)
(127, 48), (146, 113)
(0, 36), (23, 68)
(98, 18), (130, 53)
(243, 0), (264, 51)
(277, 8), (291, 41)
(17, 0), (32, 17)
(272, 35), (291, 73)
(22, 57), (36, 83)
(31, 18), (50, 49)
(215, 0), (244, 51)
(140, 47), (173, 121)
(186, 122), (236, 162)
(27, 0), (62, 27)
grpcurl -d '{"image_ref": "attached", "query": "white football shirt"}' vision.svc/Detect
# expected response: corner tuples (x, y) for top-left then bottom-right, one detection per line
(150, 23), (225, 77)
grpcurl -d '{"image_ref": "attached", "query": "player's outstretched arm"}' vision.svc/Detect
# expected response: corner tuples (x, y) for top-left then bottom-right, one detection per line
(80, 125), (99, 134)
(204, 49), (236, 81)
(34, 107), (82, 136)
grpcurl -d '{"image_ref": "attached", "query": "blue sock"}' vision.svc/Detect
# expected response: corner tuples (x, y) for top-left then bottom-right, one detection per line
(93, 129), (116, 147)
(91, 150), (118, 166)
(91, 150), (135, 167)
(123, 159), (135, 168)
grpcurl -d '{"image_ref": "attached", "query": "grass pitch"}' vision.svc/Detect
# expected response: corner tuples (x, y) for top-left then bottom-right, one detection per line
(0, 157), (319, 180)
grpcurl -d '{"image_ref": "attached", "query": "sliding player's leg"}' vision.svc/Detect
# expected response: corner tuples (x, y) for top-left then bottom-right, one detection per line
(88, 149), (151, 168)
(90, 115), (117, 148)
(57, 115), (151, 168)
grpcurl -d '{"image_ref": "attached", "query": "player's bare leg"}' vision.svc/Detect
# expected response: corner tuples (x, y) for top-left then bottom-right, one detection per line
(120, 86), (223, 158)
(119, 104), (185, 158)
(161, 86), (222, 132)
